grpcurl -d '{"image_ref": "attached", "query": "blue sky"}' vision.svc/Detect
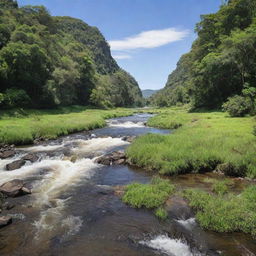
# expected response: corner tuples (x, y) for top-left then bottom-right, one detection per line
(18, 0), (221, 90)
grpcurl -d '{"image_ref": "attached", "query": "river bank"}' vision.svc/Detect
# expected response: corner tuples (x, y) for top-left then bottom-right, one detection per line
(0, 106), (136, 145)
(127, 107), (256, 179)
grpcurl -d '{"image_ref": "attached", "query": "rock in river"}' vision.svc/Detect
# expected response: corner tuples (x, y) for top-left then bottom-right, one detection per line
(6, 160), (26, 171)
(0, 179), (31, 197)
(0, 150), (15, 159)
(0, 216), (12, 228)
(95, 151), (126, 165)
(22, 153), (39, 163)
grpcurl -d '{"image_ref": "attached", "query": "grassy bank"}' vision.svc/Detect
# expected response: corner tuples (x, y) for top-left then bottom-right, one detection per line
(183, 183), (256, 236)
(0, 106), (135, 145)
(126, 108), (256, 178)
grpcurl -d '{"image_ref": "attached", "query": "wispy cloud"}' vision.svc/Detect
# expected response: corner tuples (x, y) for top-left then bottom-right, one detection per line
(109, 28), (189, 51)
(112, 54), (132, 60)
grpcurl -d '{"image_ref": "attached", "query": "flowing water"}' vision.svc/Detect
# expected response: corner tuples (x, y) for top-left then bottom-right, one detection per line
(0, 114), (255, 256)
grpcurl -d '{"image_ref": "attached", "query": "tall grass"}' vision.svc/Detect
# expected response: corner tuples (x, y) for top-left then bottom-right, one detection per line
(126, 108), (256, 178)
(183, 186), (256, 236)
(0, 107), (135, 145)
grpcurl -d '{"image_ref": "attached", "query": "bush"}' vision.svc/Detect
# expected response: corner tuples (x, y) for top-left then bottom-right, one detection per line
(3, 88), (31, 108)
(222, 95), (251, 117)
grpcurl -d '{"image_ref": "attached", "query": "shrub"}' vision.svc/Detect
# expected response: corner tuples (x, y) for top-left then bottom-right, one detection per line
(222, 95), (251, 117)
(3, 88), (31, 108)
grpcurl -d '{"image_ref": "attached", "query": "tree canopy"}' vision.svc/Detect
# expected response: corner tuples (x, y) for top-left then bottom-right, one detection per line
(150, 0), (256, 111)
(0, 0), (143, 109)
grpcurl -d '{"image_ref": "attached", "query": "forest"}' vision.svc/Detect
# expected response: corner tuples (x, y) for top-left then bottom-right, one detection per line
(150, 0), (256, 117)
(0, 0), (143, 109)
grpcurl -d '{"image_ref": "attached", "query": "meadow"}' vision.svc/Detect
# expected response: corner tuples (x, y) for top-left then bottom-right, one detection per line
(126, 107), (256, 178)
(0, 106), (135, 145)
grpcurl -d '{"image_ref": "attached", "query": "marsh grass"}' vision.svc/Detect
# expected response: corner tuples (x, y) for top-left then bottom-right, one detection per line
(122, 177), (175, 218)
(183, 186), (256, 236)
(0, 107), (135, 145)
(126, 108), (256, 178)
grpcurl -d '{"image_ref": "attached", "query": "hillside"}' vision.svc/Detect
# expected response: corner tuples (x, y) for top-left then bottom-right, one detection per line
(142, 89), (158, 98)
(151, 0), (256, 111)
(0, 0), (143, 109)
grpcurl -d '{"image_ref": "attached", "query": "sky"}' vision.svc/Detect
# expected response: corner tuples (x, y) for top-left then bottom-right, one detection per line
(18, 0), (221, 90)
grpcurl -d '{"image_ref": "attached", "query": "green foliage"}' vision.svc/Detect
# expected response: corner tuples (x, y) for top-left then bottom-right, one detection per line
(183, 186), (256, 236)
(150, 0), (256, 111)
(212, 180), (232, 195)
(155, 207), (168, 220)
(0, 1), (142, 109)
(122, 177), (175, 209)
(2, 88), (31, 108)
(222, 95), (251, 117)
(126, 108), (256, 178)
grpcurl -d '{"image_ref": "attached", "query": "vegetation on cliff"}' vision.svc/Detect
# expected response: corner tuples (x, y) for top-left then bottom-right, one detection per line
(150, 0), (256, 115)
(0, 0), (143, 109)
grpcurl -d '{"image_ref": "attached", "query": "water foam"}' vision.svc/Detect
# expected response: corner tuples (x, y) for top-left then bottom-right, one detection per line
(140, 235), (194, 256)
(177, 218), (196, 229)
(23, 144), (64, 152)
(108, 120), (145, 128)
(72, 137), (129, 156)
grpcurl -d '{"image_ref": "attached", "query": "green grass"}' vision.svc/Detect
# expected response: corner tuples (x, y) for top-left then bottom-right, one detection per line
(122, 177), (175, 218)
(0, 106), (135, 145)
(126, 108), (256, 178)
(211, 179), (234, 195)
(155, 207), (168, 220)
(183, 186), (256, 236)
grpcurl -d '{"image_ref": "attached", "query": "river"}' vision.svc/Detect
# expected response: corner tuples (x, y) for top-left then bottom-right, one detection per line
(0, 114), (255, 256)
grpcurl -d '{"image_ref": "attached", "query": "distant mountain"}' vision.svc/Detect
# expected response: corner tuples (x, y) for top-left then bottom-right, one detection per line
(142, 89), (158, 98)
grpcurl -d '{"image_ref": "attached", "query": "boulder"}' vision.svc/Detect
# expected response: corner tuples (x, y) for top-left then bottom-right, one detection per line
(6, 160), (26, 171)
(0, 216), (12, 228)
(0, 179), (31, 197)
(95, 151), (126, 165)
(0, 150), (15, 159)
(22, 153), (39, 163)
(121, 136), (136, 143)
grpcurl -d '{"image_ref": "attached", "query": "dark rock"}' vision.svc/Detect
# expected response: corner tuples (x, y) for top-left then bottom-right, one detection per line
(6, 160), (26, 171)
(2, 202), (15, 210)
(22, 153), (39, 163)
(95, 151), (126, 165)
(0, 179), (31, 197)
(0, 216), (12, 228)
(0, 150), (15, 159)
(122, 136), (136, 143)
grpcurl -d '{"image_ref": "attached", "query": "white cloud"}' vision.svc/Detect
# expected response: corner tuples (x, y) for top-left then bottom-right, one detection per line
(112, 54), (132, 60)
(109, 28), (189, 51)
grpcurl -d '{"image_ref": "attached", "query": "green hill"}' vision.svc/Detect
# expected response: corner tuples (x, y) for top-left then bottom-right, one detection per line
(0, 0), (143, 109)
(151, 0), (256, 111)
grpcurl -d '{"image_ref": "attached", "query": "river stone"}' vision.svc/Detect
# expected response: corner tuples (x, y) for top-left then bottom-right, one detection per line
(6, 160), (26, 171)
(0, 179), (31, 197)
(0, 216), (12, 228)
(95, 151), (126, 165)
(22, 153), (39, 163)
(0, 150), (15, 159)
